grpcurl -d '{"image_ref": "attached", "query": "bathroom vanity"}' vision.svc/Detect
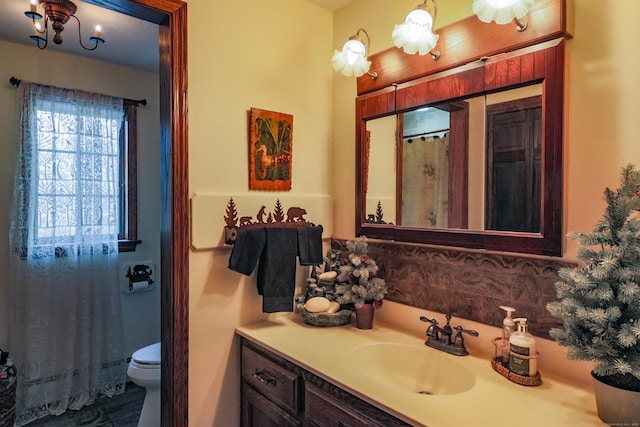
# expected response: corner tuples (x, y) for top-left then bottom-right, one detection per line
(240, 338), (409, 426)
(236, 315), (605, 427)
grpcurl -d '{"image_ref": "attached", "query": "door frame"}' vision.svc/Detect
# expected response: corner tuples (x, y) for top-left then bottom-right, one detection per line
(84, 1), (189, 425)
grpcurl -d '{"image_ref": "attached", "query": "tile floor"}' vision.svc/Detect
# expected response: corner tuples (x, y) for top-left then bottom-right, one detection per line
(24, 382), (144, 427)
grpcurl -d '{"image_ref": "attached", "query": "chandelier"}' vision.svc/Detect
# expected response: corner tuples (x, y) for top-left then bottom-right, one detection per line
(25, 0), (105, 50)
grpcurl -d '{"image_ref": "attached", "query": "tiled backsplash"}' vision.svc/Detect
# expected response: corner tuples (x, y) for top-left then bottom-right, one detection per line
(331, 239), (574, 339)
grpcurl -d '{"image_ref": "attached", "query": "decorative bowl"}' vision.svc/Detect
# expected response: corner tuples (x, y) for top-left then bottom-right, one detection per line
(297, 304), (353, 327)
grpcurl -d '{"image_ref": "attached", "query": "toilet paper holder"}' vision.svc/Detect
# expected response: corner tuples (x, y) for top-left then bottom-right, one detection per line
(125, 263), (154, 292)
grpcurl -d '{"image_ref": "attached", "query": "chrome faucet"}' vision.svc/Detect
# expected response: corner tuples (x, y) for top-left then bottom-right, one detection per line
(419, 313), (479, 356)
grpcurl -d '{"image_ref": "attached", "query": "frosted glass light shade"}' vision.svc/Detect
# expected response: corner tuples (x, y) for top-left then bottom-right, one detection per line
(392, 5), (439, 56)
(331, 38), (371, 77)
(472, 0), (534, 25)
(404, 8), (433, 41)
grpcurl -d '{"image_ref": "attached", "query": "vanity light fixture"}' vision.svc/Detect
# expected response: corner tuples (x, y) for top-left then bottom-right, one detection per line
(392, 0), (440, 59)
(25, 0), (105, 50)
(331, 28), (377, 79)
(472, 0), (534, 32)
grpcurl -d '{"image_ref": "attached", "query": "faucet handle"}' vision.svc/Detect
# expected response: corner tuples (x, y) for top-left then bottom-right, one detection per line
(419, 315), (436, 324)
(420, 316), (440, 341)
(451, 326), (478, 355)
(453, 325), (479, 348)
(456, 325), (479, 337)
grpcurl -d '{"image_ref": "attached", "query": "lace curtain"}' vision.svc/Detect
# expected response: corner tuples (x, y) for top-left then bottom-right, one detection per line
(8, 83), (127, 426)
(402, 134), (450, 227)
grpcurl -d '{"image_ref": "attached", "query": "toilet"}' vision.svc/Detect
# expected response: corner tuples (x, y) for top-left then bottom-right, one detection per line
(127, 342), (161, 427)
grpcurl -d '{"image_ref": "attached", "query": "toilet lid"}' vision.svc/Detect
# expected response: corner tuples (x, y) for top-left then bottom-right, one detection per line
(132, 342), (161, 365)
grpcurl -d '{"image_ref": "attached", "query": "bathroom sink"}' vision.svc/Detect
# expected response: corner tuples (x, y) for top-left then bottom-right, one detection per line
(348, 342), (475, 395)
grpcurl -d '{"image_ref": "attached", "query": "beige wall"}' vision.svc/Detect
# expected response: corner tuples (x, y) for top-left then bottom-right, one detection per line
(0, 40), (161, 358)
(186, 1), (333, 424)
(366, 115), (397, 224)
(184, 0), (640, 424)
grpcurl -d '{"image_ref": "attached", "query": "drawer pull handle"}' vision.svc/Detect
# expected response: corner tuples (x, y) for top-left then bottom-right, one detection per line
(252, 369), (277, 386)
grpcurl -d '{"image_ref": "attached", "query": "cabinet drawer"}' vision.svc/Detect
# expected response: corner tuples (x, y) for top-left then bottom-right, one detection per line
(305, 384), (386, 427)
(242, 344), (302, 414)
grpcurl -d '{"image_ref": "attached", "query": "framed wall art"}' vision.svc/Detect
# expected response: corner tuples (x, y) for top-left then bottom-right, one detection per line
(248, 107), (293, 191)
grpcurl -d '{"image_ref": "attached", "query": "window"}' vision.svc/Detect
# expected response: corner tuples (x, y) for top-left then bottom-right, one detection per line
(119, 101), (140, 251)
(14, 83), (139, 258)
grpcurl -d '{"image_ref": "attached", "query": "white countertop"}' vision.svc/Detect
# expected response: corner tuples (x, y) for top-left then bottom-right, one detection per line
(236, 314), (605, 427)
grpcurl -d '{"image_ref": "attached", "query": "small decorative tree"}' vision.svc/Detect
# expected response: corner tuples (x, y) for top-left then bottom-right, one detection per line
(547, 164), (640, 391)
(273, 199), (285, 223)
(375, 201), (385, 224)
(335, 237), (387, 308)
(224, 198), (238, 228)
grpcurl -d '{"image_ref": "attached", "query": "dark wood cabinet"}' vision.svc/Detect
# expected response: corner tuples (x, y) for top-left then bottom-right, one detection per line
(305, 383), (387, 427)
(240, 338), (411, 427)
(242, 384), (301, 427)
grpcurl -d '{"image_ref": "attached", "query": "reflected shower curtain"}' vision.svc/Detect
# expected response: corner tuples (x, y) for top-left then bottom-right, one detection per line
(8, 83), (127, 426)
(402, 134), (449, 227)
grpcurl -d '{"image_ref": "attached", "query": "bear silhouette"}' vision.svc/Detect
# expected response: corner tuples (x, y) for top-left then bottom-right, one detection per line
(286, 207), (307, 222)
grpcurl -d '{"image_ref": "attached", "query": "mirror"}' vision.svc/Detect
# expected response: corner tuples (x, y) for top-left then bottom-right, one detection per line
(356, 40), (564, 256)
(365, 84), (542, 232)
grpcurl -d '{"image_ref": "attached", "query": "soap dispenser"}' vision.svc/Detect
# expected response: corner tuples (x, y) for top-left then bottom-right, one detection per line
(509, 318), (537, 377)
(499, 306), (516, 367)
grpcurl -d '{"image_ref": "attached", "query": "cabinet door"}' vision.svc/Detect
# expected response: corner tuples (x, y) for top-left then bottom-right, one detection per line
(485, 97), (542, 233)
(242, 383), (301, 427)
(304, 384), (385, 427)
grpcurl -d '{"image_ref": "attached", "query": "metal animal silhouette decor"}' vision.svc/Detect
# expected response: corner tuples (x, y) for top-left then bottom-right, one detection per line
(249, 108), (293, 191)
(223, 198), (319, 244)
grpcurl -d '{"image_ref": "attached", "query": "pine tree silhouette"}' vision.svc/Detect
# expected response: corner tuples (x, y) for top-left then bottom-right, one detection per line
(273, 200), (285, 223)
(376, 201), (385, 223)
(224, 198), (238, 227)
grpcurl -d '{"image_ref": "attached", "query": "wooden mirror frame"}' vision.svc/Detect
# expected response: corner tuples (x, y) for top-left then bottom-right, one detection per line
(85, 1), (189, 426)
(356, 39), (564, 256)
(356, 0), (572, 257)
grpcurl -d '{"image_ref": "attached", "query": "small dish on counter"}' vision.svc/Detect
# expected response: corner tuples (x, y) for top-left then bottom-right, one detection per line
(296, 303), (353, 327)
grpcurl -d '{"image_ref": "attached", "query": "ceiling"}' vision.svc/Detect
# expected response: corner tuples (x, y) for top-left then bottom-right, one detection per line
(0, 0), (352, 74)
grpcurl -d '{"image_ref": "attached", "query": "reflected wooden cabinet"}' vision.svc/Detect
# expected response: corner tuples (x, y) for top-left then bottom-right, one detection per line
(485, 96), (542, 233)
(239, 337), (410, 427)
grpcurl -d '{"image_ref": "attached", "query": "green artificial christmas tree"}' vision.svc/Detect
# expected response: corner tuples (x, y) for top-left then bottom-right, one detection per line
(547, 164), (640, 391)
